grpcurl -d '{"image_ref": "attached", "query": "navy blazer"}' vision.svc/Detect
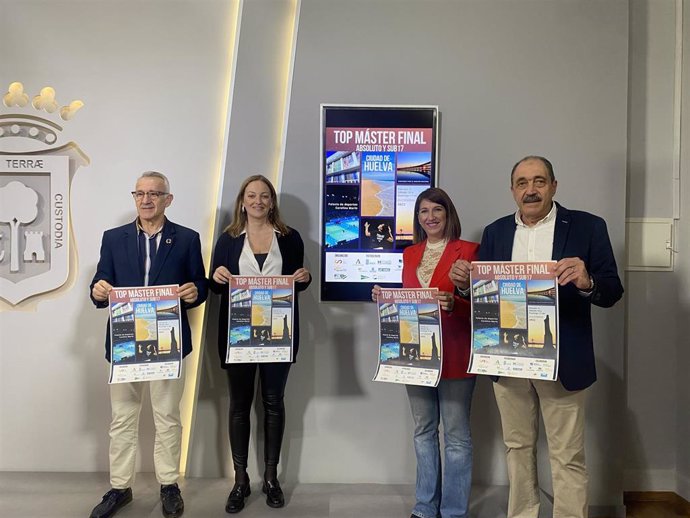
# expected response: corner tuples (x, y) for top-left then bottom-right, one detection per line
(209, 228), (311, 366)
(479, 202), (623, 390)
(90, 218), (208, 361)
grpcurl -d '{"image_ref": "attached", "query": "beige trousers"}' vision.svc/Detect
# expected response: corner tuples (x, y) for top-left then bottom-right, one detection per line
(108, 368), (185, 489)
(493, 377), (588, 518)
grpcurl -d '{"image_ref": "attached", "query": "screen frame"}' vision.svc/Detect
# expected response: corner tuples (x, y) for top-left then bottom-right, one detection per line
(319, 104), (439, 302)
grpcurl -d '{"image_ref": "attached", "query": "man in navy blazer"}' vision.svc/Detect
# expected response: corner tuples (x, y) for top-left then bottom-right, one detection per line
(89, 171), (207, 518)
(451, 156), (623, 518)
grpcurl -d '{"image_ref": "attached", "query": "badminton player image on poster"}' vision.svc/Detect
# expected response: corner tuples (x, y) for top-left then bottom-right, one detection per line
(108, 285), (182, 384)
(373, 288), (442, 387)
(227, 275), (295, 363)
(469, 261), (559, 381)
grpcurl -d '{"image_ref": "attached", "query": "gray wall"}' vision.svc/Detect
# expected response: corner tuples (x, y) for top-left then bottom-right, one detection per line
(676, 1), (690, 499)
(625, 0), (678, 490)
(191, 0), (629, 510)
(625, 0), (688, 500)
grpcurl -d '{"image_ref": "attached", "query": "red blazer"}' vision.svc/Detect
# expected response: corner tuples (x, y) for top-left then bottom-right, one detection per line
(402, 239), (480, 379)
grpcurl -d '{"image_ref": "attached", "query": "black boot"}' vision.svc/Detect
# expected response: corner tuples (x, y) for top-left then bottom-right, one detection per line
(262, 478), (284, 508)
(225, 474), (250, 514)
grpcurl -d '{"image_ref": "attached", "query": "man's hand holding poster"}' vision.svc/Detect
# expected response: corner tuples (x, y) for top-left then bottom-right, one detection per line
(469, 261), (559, 380)
(109, 285), (182, 384)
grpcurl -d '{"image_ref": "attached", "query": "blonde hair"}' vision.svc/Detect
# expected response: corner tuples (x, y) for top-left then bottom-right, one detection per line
(225, 175), (290, 237)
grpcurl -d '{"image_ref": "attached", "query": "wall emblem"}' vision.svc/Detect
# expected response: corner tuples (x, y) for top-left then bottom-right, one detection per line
(0, 82), (89, 305)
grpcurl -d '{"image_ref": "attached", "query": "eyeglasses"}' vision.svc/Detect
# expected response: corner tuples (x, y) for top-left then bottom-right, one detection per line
(131, 191), (169, 200)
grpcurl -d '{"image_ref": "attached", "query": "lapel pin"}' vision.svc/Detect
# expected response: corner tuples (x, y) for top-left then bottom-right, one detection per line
(166, 238), (172, 244)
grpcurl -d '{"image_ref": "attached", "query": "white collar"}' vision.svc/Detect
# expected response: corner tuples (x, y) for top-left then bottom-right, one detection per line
(514, 202), (557, 228)
(240, 226), (282, 236)
(136, 218), (165, 237)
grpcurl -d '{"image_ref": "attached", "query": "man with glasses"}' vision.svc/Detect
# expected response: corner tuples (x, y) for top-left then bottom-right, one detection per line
(89, 171), (207, 518)
(450, 156), (623, 518)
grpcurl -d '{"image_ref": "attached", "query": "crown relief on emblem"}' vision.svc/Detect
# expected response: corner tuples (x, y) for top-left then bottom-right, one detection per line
(1, 82), (84, 146)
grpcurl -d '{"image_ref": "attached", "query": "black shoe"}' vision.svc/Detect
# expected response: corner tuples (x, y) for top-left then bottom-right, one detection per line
(262, 479), (284, 508)
(225, 481), (251, 513)
(160, 483), (184, 518)
(89, 488), (132, 518)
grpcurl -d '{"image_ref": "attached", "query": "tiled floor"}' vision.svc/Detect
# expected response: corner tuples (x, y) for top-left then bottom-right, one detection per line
(0, 472), (538, 518)
(8, 472), (663, 517)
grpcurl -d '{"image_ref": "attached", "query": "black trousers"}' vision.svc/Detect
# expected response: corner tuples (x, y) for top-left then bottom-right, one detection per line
(226, 362), (291, 470)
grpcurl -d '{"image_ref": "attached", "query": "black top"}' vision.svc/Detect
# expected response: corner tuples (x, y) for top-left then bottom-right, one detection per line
(254, 253), (268, 271)
(209, 227), (311, 366)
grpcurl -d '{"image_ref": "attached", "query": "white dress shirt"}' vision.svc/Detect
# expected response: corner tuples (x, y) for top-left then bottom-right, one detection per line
(136, 220), (164, 286)
(511, 203), (557, 261)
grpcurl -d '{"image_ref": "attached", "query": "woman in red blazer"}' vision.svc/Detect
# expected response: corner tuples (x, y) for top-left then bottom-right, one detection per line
(373, 187), (479, 518)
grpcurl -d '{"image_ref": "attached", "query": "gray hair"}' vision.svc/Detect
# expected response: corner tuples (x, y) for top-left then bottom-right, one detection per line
(138, 170), (170, 192)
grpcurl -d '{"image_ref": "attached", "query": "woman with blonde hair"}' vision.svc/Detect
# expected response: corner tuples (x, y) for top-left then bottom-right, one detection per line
(210, 174), (311, 513)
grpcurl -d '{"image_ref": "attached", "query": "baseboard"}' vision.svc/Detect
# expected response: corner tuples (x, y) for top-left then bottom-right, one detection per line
(624, 491), (690, 515)
(675, 493), (690, 516)
(678, 470), (690, 502)
(589, 504), (626, 518)
(623, 468), (677, 490)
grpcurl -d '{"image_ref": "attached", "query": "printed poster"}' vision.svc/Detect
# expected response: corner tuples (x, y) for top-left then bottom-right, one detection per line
(373, 288), (442, 386)
(109, 284), (182, 384)
(469, 261), (559, 381)
(227, 275), (295, 363)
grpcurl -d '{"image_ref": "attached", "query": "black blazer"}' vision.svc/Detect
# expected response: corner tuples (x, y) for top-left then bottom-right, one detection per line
(479, 202), (624, 390)
(209, 227), (311, 366)
(90, 219), (208, 361)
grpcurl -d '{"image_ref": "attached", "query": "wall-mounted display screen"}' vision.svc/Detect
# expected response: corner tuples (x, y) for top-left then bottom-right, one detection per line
(320, 105), (438, 302)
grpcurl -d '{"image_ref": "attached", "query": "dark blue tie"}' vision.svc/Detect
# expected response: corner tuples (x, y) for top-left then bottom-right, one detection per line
(139, 232), (158, 279)
(148, 234), (158, 266)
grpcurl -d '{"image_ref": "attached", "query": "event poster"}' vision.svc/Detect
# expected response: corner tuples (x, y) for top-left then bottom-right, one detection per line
(373, 288), (442, 387)
(227, 275), (295, 363)
(321, 105), (438, 301)
(109, 285), (182, 384)
(469, 261), (559, 380)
